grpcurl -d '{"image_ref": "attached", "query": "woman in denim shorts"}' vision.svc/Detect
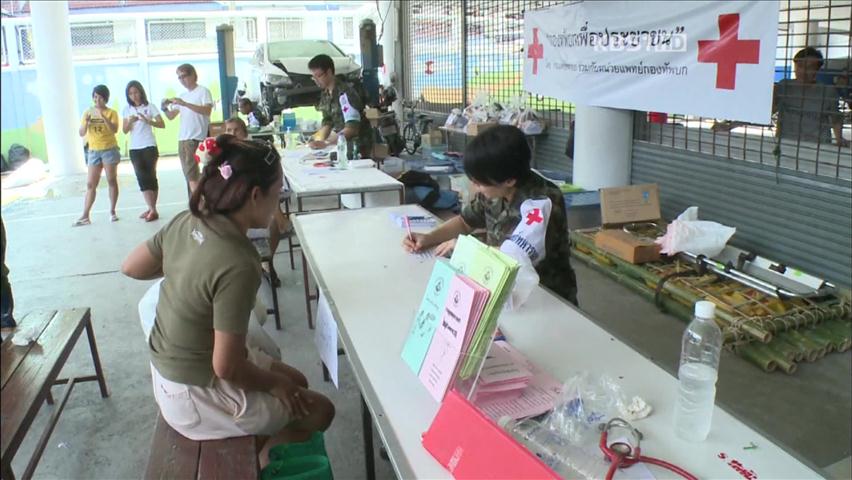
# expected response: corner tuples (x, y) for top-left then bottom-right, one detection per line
(74, 85), (121, 226)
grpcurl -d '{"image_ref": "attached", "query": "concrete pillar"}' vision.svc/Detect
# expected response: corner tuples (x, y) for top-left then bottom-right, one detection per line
(377, 0), (398, 85)
(376, 0), (402, 118)
(31, 1), (85, 176)
(572, 105), (633, 190)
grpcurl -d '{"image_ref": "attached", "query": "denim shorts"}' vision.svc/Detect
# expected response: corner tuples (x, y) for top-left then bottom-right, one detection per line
(87, 147), (121, 166)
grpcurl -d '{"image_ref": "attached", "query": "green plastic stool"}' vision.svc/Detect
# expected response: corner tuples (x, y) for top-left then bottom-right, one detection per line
(262, 432), (332, 480)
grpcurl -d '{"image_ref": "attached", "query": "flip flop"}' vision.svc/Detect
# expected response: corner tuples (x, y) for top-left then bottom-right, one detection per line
(139, 210), (150, 219)
(145, 212), (159, 222)
(72, 218), (91, 227)
(110, 213), (120, 222)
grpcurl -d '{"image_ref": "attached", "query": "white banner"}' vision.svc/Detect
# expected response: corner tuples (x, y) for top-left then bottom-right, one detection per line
(523, 1), (779, 124)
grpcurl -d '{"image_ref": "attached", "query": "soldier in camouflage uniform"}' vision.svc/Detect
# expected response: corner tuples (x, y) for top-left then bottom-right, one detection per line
(307, 54), (373, 158)
(402, 125), (578, 305)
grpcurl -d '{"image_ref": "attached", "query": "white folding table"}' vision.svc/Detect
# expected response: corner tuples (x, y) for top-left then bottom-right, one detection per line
(293, 205), (823, 480)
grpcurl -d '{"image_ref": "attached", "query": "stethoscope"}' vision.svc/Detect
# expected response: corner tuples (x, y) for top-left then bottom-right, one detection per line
(599, 418), (698, 480)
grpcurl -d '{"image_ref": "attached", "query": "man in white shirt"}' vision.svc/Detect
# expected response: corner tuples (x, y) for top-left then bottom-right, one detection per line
(163, 64), (213, 193)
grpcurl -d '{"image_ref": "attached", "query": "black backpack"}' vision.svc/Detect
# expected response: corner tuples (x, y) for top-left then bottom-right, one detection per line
(398, 170), (441, 208)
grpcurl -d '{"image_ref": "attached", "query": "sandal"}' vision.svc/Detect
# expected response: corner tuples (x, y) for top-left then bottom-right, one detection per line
(139, 210), (150, 219)
(110, 213), (120, 222)
(72, 218), (91, 227)
(145, 211), (159, 222)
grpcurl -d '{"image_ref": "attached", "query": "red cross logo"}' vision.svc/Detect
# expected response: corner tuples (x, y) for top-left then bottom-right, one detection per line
(697, 13), (760, 90)
(527, 28), (544, 75)
(525, 208), (543, 225)
(425, 60), (434, 75)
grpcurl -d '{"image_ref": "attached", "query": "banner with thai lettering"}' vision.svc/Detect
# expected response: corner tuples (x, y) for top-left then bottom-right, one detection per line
(523, 1), (779, 124)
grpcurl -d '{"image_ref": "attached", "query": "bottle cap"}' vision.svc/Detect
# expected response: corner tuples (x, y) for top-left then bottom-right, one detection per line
(695, 301), (716, 319)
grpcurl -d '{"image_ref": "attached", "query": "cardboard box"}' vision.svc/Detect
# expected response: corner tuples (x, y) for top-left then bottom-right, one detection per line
(464, 121), (497, 136)
(372, 143), (389, 160)
(420, 130), (444, 148)
(595, 229), (662, 264)
(599, 183), (660, 227)
(208, 121), (225, 137)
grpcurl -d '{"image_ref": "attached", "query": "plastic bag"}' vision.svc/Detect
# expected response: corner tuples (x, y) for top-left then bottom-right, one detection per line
(463, 91), (494, 124)
(518, 109), (546, 135)
(543, 371), (628, 446)
(499, 94), (527, 125)
(655, 206), (736, 257)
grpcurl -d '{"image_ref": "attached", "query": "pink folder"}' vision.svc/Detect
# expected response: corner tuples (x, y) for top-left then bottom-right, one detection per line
(422, 390), (560, 479)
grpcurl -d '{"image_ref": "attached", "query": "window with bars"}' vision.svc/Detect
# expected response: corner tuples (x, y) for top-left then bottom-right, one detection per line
(147, 19), (214, 55)
(268, 18), (304, 41)
(70, 22), (114, 47)
(635, 0), (852, 181)
(231, 17), (258, 52)
(16, 25), (34, 63)
(403, 0), (572, 126)
(69, 20), (136, 59)
(342, 17), (354, 40)
(1, 27), (7, 66)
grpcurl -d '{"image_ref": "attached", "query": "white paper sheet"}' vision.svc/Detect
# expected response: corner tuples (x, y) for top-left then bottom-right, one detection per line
(314, 292), (339, 388)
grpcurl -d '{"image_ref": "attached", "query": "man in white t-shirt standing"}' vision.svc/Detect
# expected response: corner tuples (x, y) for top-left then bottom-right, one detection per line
(162, 63), (213, 193)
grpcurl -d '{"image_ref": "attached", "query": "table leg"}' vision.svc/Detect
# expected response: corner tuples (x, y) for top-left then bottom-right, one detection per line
(84, 318), (110, 398)
(269, 262), (282, 330)
(22, 379), (76, 480)
(360, 192), (366, 209)
(302, 251), (314, 330)
(361, 395), (376, 480)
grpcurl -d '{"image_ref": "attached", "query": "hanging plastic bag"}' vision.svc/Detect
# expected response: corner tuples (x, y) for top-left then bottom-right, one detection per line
(654, 206), (736, 257)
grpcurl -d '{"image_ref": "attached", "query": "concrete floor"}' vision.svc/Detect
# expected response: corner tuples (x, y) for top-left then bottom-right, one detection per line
(1, 158), (850, 479)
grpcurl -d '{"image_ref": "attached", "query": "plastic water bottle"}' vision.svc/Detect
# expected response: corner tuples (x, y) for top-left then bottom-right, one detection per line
(285, 127), (292, 150)
(498, 417), (609, 478)
(674, 301), (723, 442)
(336, 137), (349, 168)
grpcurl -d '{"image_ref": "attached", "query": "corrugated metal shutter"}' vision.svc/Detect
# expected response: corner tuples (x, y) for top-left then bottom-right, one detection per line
(534, 127), (572, 175)
(632, 142), (852, 288)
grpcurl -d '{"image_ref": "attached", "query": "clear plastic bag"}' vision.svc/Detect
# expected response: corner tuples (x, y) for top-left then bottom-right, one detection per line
(518, 108), (546, 135)
(543, 371), (628, 446)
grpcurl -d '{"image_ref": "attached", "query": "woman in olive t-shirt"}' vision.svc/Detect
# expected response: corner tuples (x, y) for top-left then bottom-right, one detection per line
(122, 135), (334, 468)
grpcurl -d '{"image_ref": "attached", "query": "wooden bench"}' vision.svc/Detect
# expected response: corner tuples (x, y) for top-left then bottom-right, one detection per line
(0, 308), (109, 480)
(144, 414), (260, 480)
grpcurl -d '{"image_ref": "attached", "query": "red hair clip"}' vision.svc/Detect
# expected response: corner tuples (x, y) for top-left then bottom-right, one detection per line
(195, 137), (222, 166)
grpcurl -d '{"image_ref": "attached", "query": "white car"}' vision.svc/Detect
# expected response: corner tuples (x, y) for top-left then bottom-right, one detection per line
(244, 39), (362, 116)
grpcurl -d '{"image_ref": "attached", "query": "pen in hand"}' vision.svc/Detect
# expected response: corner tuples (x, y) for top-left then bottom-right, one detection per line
(404, 215), (414, 244)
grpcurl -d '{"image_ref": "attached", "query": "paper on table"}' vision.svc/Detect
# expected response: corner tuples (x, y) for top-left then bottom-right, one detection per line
(419, 275), (479, 401)
(389, 212), (438, 229)
(314, 292), (339, 388)
(478, 342), (533, 386)
(410, 249), (436, 262)
(401, 259), (457, 374)
(475, 341), (562, 420)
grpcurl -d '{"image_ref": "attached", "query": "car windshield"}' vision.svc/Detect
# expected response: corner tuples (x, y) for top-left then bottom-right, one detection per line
(267, 40), (345, 60)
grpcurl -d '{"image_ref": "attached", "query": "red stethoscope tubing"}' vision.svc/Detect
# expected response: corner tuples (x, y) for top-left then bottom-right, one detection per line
(600, 432), (698, 480)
